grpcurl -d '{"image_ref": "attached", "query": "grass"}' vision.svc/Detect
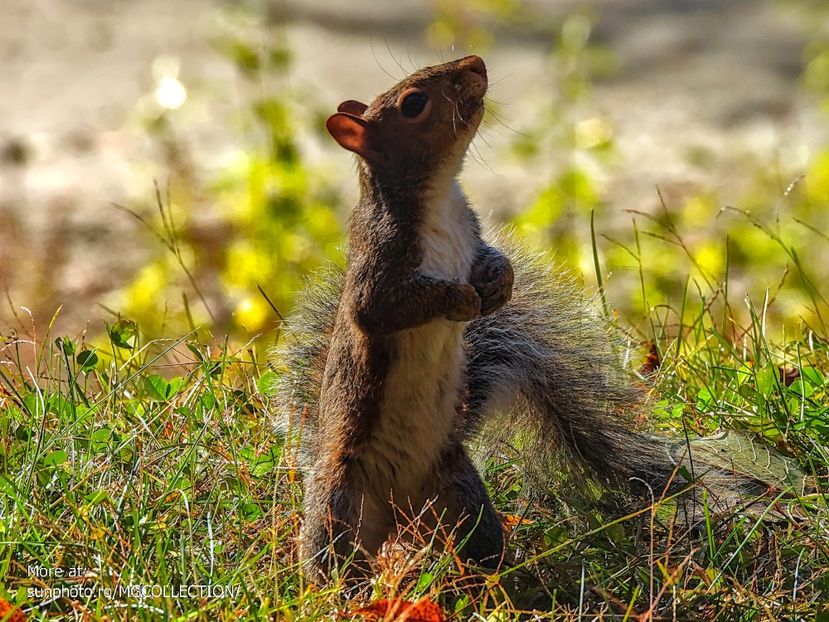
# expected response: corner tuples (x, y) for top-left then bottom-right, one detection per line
(0, 234), (828, 621)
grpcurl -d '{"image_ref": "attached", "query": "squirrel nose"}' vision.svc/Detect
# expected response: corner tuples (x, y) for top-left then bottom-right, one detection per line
(459, 55), (487, 81)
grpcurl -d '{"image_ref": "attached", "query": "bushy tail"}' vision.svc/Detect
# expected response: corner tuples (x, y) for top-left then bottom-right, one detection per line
(464, 242), (804, 511)
(463, 245), (679, 491)
(272, 264), (343, 466)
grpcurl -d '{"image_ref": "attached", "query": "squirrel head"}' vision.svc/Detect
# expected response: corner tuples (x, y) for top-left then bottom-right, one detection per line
(326, 55), (488, 188)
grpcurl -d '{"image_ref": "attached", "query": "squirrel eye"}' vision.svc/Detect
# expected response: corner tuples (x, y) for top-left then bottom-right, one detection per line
(400, 92), (429, 119)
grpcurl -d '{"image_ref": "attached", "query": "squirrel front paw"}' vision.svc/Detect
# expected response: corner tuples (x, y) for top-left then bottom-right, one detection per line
(445, 283), (481, 322)
(470, 254), (514, 316)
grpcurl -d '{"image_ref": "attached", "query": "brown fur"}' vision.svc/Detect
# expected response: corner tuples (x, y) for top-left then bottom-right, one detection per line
(288, 56), (512, 578)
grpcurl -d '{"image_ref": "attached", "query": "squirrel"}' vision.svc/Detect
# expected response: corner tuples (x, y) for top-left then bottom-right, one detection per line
(273, 56), (803, 580)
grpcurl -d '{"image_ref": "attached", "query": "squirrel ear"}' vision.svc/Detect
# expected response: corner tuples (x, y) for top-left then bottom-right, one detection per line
(337, 100), (368, 116)
(326, 113), (382, 162)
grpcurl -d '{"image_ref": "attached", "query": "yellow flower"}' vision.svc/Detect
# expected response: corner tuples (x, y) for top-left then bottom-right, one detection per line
(235, 296), (268, 331)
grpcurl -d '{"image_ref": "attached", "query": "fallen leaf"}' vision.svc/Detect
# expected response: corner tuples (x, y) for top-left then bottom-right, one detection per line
(0, 598), (26, 622)
(501, 513), (535, 529)
(348, 597), (446, 622)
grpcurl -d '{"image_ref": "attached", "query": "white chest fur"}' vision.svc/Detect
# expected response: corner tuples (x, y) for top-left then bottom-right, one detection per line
(419, 181), (478, 281)
(360, 181), (478, 508)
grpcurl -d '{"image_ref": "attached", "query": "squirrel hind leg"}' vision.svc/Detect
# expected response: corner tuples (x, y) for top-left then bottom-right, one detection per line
(299, 466), (396, 582)
(429, 443), (505, 568)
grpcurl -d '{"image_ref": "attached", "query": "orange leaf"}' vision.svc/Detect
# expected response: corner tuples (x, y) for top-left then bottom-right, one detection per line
(349, 597), (446, 622)
(0, 598), (26, 622)
(501, 513), (534, 529)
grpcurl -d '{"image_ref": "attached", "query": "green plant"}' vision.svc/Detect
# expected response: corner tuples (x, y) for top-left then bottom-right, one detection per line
(116, 10), (343, 342)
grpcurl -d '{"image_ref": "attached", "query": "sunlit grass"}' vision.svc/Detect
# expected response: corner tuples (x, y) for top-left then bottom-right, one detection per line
(1, 214), (827, 620)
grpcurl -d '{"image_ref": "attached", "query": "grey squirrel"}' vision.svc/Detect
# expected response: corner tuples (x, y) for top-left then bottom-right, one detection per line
(273, 56), (801, 580)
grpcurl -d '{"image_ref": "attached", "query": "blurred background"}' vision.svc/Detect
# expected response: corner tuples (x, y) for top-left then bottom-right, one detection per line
(1, 0), (828, 347)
